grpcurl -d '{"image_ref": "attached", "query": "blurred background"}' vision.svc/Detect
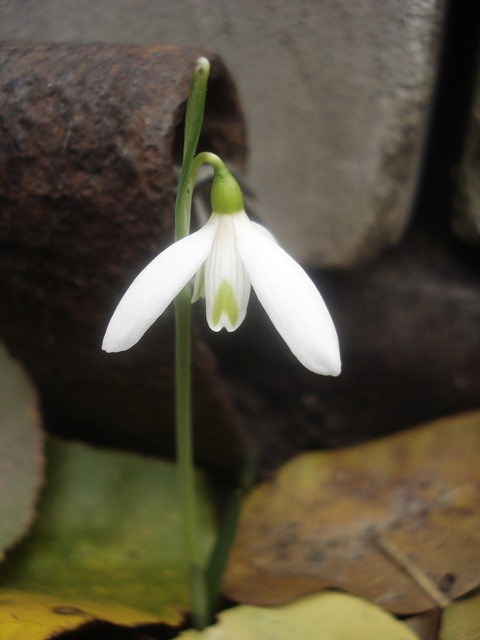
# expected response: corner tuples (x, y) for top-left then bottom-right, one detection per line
(1, 0), (480, 472)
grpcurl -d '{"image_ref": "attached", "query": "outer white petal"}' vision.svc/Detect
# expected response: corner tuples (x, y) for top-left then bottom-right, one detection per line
(250, 220), (277, 243)
(102, 219), (217, 352)
(204, 213), (251, 332)
(235, 214), (341, 375)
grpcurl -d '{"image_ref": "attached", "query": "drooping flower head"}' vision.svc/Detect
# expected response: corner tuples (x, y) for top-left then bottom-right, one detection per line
(102, 157), (341, 376)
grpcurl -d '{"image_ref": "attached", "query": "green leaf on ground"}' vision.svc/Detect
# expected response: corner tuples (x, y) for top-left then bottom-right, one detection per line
(0, 437), (215, 638)
(0, 344), (44, 558)
(178, 591), (419, 640)
(224, 411), (480, 614)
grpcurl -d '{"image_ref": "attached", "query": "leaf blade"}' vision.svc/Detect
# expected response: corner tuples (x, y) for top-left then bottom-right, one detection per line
(178, 592), (419, 640)
(224, 411), (480, 613)
(0, 438), (215, 636)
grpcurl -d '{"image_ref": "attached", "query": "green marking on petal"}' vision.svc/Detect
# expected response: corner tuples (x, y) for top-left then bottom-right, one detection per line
(212, 279), (239, 327)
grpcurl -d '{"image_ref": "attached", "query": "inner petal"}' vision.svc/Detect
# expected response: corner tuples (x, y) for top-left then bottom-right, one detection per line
(204, 214), (250, 332)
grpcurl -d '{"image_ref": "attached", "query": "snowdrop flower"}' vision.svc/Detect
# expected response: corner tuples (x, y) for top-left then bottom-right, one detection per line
(102, 162), (341, 375)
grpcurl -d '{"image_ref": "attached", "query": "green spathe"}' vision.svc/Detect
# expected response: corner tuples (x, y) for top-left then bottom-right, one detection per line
(212, 279), (239, 326)
(210, 166), (244, 215)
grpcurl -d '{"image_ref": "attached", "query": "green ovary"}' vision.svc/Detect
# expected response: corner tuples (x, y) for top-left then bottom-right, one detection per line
(212, 279), (239, 327)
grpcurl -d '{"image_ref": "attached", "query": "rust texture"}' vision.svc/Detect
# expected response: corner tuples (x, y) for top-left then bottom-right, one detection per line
(0, 42), (248, 469)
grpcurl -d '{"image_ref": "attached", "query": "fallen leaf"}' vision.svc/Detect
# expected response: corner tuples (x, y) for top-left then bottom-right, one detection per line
(0, 437), (215, 638)
(224, 411), (480, 614)
(440, 591), (480, 640)
(0, 343), (44, 557)
(178, 591), (419, 639)
(405, 610), (442, 640)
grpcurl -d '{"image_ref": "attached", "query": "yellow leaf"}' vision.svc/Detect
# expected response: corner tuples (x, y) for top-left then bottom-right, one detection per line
(440, 592), (480, 640)
(0, 591), (88, 640)
(0, 590), (162, 639)
(178, 591), (420, 640)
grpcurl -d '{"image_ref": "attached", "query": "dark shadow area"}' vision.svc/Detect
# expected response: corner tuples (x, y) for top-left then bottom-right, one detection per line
(412, 0), (480, 228)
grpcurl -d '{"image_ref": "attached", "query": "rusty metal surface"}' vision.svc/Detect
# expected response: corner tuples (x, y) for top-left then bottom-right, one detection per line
(0, 42), (248, 468)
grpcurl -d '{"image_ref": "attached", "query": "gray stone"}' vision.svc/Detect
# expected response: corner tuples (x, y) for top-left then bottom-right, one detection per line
(0, 0), (445, 266)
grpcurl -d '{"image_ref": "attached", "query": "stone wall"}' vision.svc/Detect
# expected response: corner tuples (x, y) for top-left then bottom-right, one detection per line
(0, 0), (446, 266)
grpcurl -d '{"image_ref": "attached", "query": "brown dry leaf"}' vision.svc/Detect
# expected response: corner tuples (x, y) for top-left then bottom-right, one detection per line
(405, 610), (442, 640)
(224, 411), (480, 614)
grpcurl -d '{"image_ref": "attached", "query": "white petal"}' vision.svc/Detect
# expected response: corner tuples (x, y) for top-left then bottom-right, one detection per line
(102, 220), (217, 352)
(191, 263), (205, 302)
(251, 220), (278, 243)
(204, 213), (251, 332)
(235, 215), (341, 375)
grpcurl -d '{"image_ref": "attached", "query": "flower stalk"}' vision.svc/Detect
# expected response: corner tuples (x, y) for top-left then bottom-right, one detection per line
(173, 57), (211, 629)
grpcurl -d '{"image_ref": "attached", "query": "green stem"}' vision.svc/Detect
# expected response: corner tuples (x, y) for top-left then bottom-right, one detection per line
(175, 59), (210, 241)
(173, 68), (242, 628)
(205, 454), (257, 614)
(191, 151), (224, 176)
(173, 57), (211, 630)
